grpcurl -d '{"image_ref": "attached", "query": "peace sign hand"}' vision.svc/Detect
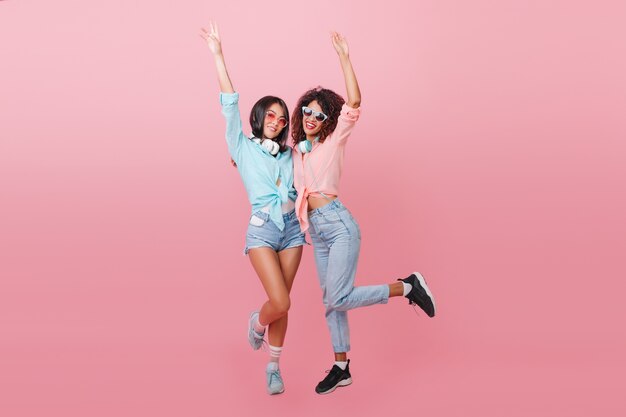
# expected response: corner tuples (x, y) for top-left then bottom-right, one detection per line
(200, 21), (222, 55)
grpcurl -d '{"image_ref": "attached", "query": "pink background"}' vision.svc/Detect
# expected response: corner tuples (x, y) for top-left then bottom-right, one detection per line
(1, 0), (625, 416)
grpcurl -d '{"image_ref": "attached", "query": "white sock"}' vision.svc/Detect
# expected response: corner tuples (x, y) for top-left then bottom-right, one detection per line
(254, 316), (265, 335)
(402, 282), (412, 296)
(334, 361), (348, 370)
(269, 344), (282, 365)
(267, 361), (279, 371)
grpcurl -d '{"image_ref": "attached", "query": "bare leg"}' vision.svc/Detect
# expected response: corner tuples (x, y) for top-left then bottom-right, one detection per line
(248, 247), (290, 326)
(267, 246), (303, 346)
(248, 247), (292, 328)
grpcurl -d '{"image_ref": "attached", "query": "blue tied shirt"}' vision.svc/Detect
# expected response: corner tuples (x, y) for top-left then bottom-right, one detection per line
(220, 92), (296, 231)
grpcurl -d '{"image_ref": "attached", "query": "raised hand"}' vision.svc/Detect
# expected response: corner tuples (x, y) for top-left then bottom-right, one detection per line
(200, 21), (234, 93)
(200, 21), (222, 55)
(331, 31), (360, 107)
(331, 31), (349, 57)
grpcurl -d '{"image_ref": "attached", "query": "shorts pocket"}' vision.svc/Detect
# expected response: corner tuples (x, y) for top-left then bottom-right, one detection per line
(249, 214), (265, 226)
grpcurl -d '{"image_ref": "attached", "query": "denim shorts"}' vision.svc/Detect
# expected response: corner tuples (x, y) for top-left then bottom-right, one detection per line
(244, 209), (307, 254)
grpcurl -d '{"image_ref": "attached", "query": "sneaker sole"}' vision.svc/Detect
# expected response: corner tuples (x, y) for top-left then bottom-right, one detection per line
(268, 386), (285, 395)
(412, 271), (436, 316)
(316, 377), (352, 395)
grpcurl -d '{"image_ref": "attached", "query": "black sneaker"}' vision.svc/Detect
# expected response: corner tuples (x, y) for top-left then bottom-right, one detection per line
(399, 272), (436, 317)
(315, 360), (352, 395)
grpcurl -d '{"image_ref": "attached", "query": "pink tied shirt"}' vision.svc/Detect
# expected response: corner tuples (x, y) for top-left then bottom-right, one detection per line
(293, 104), (361, 233)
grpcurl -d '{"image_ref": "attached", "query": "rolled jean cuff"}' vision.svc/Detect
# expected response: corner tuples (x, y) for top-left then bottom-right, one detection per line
(382, 292), (390, 304)
(333, 344), (351, 353)
(382, 286), (391, 303)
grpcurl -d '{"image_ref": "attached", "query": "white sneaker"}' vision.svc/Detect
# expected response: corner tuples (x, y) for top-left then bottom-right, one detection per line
(247, 311), (265, 350)
(266, 363), (285, 395)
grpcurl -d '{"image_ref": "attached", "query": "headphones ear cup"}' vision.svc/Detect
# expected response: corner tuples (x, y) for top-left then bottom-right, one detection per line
(299, 140), (312, 154)
(261, 139), (272, 153)
(270, 141), (280, 155)
(261, 139), (280, 156)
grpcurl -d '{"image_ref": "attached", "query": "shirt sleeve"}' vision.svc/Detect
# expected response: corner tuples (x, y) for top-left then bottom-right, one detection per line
(327, 104), (361, 145)
(220, 92), (247, 164)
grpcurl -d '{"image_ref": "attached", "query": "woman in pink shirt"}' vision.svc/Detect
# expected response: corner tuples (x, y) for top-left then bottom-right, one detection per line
(291, 32), (437, 395)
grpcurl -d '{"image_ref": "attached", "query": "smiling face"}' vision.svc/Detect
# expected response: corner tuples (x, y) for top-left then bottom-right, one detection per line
(302, 100), (324, 139)
(263, 103), (288, 139)
(290, 87), (345, 147)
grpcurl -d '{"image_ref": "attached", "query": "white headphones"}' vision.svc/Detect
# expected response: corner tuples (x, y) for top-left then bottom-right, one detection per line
(297, 136), (319, 154)
(252, 137), (280, 156)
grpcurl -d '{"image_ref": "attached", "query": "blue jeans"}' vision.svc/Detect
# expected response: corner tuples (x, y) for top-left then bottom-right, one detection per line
(308, 200), (389, 353)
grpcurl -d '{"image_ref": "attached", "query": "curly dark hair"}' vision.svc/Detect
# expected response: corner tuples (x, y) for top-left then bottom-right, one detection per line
(291, 87), (345, 146)
(250, 96), (290, 153)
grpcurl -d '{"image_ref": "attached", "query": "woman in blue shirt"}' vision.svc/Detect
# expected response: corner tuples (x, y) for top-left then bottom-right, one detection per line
(201, 22), (306, 395)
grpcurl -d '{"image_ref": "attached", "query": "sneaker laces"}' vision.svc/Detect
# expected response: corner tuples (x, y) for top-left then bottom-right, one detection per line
(405, 287), (422, 318)
(252, 327), (266, 339)
(268, 370), (282, 386)
(319, 368), (334, 384)
(410, 304), (421, 321)
(322, 365), (343, 376)
(259, 338), (269, 351)
(411, 303), (420, 314)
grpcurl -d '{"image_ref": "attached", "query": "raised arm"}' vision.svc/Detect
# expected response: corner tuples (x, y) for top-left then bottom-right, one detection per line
(200, 22), (234, 93)
(200, 22), (244, 164)
(331, 31), (361, 108)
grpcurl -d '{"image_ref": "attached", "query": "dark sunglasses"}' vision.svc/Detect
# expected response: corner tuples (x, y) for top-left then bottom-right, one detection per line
(302, 106), (328, 122)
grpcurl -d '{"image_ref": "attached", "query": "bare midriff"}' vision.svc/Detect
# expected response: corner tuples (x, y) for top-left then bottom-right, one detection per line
(307, 194), (337, 211)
